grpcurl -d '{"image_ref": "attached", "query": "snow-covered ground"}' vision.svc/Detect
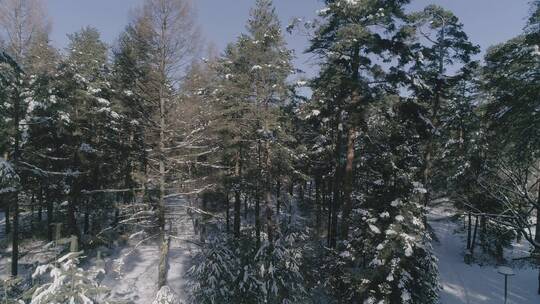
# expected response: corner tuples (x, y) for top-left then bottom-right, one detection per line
(430, 202), (540, 304)
(4, 199), (540, 303)
(100, 198), (197, 303)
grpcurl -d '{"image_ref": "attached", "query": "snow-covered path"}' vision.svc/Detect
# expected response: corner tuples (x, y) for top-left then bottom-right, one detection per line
(430, 203), (540, 304)
(102, 198), (196, 303)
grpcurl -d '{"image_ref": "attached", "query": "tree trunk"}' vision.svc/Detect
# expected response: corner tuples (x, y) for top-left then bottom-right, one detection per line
(471, 215), (479, 255)
(234, 150), (242, 237)
(535, 181), (540, 245)
(329, 129), (343, 248)
(255, 195), (261, 248)
(46, 185), (53, 242)
(4, 204), (9, 237)
(244, 195), (248, 219)
(423, 148), (433, 210)
(30, 192), (35, 228)
(11, 84), (22, 277)
(234, 189), (241, 237)
(537, 265), (540, 295)
(67, 200), (78, 237)
(265, 140), (274, 244)
(467, 212), (472, 249)
(158, 234), (171, 288)
(67, 151), (81, 238)
(225, 193), (230, 233)
(289, 180), (294, 199)
(327, 178), (333, 246)
(11, 192), (19, 277)
(276, 180), (281, 216)
(83, 199), (90, 235)
(38, 185), (43, 222)
(315, 176), (322, 236)
(200, 197), (209, 243)
(340, 127), (356, 240)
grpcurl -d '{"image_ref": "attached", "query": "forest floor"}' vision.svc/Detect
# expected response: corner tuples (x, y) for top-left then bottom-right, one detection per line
(0, 198), (197, 303)
(3, 200), (540, 303)
(100, 197), (197, 303)
(430, 201), (540, 304)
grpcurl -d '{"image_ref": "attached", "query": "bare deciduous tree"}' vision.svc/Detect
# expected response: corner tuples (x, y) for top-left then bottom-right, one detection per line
(130, 0), (202, 288)
(0, 0), (50, 62)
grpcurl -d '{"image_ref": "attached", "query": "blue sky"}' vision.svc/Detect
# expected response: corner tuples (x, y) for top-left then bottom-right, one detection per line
(47, 0), (532, 72)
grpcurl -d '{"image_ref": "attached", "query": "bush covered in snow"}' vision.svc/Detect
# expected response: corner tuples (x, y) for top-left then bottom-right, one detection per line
(152, 286), (180, 304)
(187, 230), (307, 304)
(30, 251), (113, 304)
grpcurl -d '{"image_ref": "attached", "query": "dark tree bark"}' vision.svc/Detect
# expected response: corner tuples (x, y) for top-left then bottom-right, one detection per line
(535, 181), (540, 245)
(233, 150), (242, 237)
(537, 266), (540, 295)
(11, 81), (22, 277)
(264, 141), (275, 245)
(470, 215), (479, 255)
(340, 126), (357, 240)
(244, 195), (248, 220)
(4, 204), (9, 237)
(225, 192), (230, 233)
(276, 180), (281, 216)
(30, 192), (35, 228)
(255, 195), (261, 248)
(11, 192), (19, 277)
(158, 234), (171, 288)
(289, 180), (294, 198)
(83, 199), (90, 235)
(467, 212), (472, 249)
(315, 176), (322, 236)
(329, 128), (344, 248)
(38, 185), (43, 222)
(46, 185), (53, 242)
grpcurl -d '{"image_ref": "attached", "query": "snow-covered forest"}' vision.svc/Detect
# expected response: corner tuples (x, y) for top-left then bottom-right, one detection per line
(0, 0), (539, 303)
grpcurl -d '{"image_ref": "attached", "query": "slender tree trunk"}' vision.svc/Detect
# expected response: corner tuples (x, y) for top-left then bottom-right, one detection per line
(83, 199), (90, 235)
(158, 234), (171, 288)
(329, 129), (343, 248)
(156, 49), (168, 286)
(467, 212), (472, 250)
(67, 176), (80, 238)
(471, 215), (479, 255)
(256, 142), (262, 247)
(265, 140), (274, 244)
(535, 181), (540, 245)
(299, 181), (305, 205)
(340, 127), (356, 240)
(327, 178), (333, 246)
(537, 265), (540, 295)
(4, 204), (9, 237)
(67, 198), (78, 237)
(38, 185), (43, 222)
(289, 180), (294, 199)
(423, 147), (433, 224)
(255, 195), (261, 248)
(11, 82), (22, 277)
(276, 180), (281, 216)
(30, 192), (35, 228)
(244, 195), (248, 219)
(11, 192), (19, 277)
(315, 176), (322, 236)
(67, 149), (82, 238)
(234, 150), (242, 237)
(46, 185), (53, 241)
(200, 197), (208, 243)
(225, 193), (230, 233)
